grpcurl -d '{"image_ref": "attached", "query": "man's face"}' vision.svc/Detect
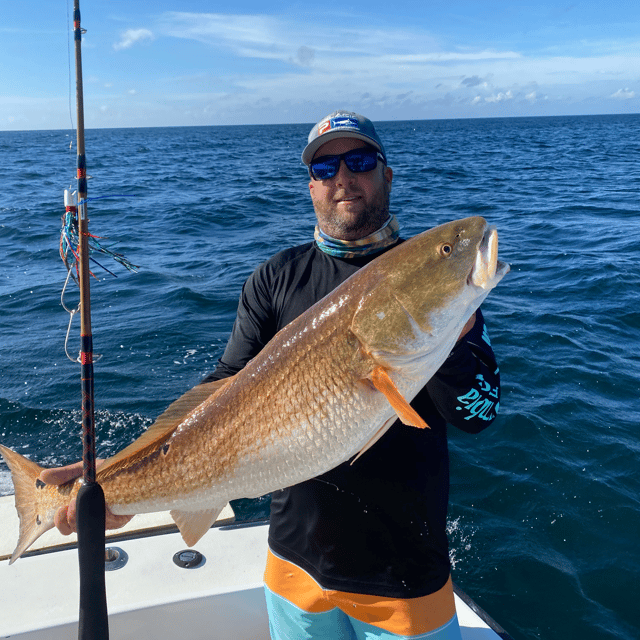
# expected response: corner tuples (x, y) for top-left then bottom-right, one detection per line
(308, 137), (393, 241)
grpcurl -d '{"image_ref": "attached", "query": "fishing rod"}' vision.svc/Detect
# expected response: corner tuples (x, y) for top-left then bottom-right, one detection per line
(71, 2), (109, 638)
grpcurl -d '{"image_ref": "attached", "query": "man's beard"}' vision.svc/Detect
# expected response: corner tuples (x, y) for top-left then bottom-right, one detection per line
(314, 184), (391, 241)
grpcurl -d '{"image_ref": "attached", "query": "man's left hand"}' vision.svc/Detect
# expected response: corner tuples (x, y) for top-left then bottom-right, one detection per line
(38, 460), (133, 535)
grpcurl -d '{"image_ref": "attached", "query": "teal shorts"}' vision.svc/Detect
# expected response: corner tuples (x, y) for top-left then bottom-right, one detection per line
(264, 550), (463, 640)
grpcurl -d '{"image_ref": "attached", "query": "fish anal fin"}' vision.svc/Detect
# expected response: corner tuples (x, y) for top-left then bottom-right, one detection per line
(369, 366), (430, 429)
(98, 377), (236, 480)
(170, 505), (225, 548)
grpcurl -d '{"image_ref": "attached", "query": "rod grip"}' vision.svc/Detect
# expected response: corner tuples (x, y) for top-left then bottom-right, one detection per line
(76, 481), (109, 640)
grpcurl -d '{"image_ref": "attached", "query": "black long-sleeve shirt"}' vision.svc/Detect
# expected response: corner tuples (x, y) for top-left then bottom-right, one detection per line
(204, 240), (500, 598)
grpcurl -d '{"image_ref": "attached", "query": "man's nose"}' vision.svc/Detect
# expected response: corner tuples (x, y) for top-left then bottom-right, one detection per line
(334, 159), (355, 185)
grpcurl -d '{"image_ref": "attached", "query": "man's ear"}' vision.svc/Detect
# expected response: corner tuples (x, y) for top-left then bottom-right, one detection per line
(384, 165), (393, 190)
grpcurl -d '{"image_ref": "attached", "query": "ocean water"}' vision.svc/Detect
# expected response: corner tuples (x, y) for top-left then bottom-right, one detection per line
(1, 115), (639, 640)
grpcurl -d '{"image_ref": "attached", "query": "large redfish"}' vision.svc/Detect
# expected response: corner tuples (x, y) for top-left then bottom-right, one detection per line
(0, 216), (509, 564)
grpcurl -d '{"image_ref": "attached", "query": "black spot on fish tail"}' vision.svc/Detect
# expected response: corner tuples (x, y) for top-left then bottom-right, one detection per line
(35, 479), (45, 489)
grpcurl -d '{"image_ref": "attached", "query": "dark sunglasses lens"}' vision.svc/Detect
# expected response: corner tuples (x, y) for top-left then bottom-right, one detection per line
(311, 156), (340, 180)
(343, 149), (378, 173)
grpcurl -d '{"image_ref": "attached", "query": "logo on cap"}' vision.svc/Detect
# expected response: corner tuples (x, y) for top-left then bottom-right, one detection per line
(318, 116), (360, 136)
(331, 116), (359, 130)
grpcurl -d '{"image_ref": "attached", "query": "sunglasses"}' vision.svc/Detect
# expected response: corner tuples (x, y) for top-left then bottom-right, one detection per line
(309, 148), (386, 181)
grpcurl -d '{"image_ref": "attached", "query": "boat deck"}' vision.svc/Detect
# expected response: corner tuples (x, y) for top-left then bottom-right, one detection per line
(0, 495), (511, 639)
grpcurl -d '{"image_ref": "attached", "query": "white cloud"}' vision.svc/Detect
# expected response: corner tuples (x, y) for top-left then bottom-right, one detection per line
(610, 88), (635, 100)
(381, 51), (520, 63)
(156, 13), (278, 53)
(155, 12), (450, 67)
(153, 12), (639, 95)
(113, 28), (154, 52)
(485, 90), (514, 103)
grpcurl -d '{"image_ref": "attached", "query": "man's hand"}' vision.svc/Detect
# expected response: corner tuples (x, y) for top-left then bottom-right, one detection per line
(38, 460), (133, 535)
(457, 312), (476, 342)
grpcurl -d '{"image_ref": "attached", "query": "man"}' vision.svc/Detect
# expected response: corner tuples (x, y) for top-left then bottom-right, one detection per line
(43, 111), (501, 640)
(202, 111), (501, 639)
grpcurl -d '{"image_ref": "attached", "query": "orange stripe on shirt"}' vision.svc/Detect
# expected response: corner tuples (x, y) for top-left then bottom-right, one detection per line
(265, 550), (457, 636)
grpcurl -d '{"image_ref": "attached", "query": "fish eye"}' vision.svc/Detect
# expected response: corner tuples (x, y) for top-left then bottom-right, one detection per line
(439, 243), (453, 257)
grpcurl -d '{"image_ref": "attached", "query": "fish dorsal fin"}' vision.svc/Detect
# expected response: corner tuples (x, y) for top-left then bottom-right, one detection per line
(98, 377), (234, 480)
(369, 366), (430, 429)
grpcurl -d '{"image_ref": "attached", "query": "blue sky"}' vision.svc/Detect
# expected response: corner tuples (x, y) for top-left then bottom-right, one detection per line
(1, 1), (639, 130)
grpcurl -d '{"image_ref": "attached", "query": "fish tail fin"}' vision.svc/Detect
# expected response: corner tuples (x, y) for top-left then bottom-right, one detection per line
(0, 444), (58, 564)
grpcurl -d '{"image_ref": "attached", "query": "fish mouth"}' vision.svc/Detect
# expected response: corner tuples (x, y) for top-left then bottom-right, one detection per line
(470, 224), (510, 289)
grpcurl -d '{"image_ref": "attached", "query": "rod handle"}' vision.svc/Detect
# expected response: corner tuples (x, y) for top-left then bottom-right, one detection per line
(76, 481), (109, 640)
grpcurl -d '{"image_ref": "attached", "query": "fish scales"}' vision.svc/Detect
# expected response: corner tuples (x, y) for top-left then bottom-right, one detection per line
(192, 307), (375, 495)
(104, 302), (374, 512)
(0, 216), (509, 562)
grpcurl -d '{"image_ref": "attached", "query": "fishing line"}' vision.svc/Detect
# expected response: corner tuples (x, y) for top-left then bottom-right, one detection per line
(61, 273), (82, 363)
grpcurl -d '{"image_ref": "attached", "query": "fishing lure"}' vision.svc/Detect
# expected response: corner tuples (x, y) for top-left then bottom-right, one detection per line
(60, 188), (138, 281)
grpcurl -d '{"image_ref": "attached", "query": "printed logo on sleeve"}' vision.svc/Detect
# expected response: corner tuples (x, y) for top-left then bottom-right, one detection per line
(455, 373), (499, 421)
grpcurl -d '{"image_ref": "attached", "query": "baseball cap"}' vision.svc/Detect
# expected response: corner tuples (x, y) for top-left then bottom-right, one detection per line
(301, 111), (387, 166)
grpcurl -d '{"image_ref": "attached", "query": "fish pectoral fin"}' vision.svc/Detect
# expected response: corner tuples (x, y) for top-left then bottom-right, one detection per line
(170, 505), (226, 547)
(369, 366), (430, 429)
